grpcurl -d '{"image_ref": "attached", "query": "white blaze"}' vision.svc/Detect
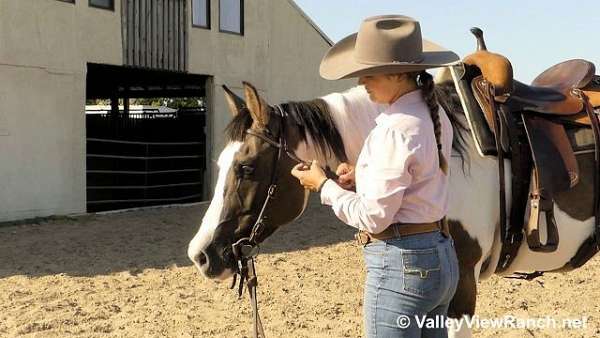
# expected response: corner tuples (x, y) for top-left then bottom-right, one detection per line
(188, 142), (242, 272)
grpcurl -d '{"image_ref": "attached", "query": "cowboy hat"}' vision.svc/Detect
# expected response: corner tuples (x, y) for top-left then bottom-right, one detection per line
(320, 15), (460, 80)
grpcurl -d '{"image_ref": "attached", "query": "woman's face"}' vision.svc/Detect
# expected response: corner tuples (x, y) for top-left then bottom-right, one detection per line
(358, 74), (409, 104)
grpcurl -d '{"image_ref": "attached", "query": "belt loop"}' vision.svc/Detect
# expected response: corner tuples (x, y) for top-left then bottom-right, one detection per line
(440, 217), (450, 238)
(393, 223), (401, 238)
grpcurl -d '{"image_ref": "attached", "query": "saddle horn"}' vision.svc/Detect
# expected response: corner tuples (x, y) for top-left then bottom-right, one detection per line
(470, 27), (488, 51)
(464, 27), (513, 96)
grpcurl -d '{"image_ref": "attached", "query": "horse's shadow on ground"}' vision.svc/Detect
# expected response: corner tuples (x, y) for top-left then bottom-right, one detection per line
(0, 195), (353, 278)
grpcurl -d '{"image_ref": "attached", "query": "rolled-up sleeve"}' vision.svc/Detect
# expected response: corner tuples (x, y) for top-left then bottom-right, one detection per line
(320, 128), (417, 234)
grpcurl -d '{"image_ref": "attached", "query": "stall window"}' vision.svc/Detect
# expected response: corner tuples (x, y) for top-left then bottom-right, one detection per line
(219, 0), (243, 35)
(192, 0), (210, 29)
(89, 0), (114, 10)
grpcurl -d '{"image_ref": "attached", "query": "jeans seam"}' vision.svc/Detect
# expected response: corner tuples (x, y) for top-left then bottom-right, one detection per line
(372, 281), (379, 337)
(373, 242), (389, 337)
(444, 243), (458, 303)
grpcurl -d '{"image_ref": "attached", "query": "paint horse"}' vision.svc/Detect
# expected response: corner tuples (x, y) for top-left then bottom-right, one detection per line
(188, 38), (600, 338)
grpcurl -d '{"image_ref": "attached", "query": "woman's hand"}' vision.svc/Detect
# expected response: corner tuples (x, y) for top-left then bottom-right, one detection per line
(291, 160), (328, 192)
(336, 162), (356, 190)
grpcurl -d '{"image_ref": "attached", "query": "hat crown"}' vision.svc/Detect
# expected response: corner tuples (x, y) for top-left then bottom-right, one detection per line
(354, 15), (424, 65)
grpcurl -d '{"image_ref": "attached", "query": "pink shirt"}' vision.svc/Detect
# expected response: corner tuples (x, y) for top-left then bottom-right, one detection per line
(320, 89), (453, 234)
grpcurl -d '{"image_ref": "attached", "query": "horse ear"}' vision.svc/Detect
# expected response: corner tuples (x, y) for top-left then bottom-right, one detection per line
(242, 81), (269, 127)
(222, 85), (246, 117)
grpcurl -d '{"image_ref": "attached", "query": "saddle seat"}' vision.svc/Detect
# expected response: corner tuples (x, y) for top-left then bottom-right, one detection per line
(504, 59), (597, 115)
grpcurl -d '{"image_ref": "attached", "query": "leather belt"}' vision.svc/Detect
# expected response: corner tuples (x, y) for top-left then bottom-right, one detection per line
(355, 219), (450, 246)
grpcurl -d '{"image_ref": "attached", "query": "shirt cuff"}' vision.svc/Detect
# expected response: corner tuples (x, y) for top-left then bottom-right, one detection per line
(320, 179), (351, 206)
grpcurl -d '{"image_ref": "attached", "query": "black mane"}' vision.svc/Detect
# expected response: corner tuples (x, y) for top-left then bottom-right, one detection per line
(224, 99), (348, 163)
(281, 99), (347, 162)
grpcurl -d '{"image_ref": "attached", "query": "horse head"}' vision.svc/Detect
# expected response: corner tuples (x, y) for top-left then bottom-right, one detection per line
(188, 82), (310, 279)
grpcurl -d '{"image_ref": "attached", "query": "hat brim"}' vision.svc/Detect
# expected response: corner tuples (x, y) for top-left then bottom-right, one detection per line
(319, 33), (460, 80)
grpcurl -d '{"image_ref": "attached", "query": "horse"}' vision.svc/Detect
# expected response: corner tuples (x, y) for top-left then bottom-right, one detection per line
(187, 73), (598, 337)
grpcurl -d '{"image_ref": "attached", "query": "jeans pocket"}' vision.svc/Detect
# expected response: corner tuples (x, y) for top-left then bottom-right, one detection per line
(402, 247), (441, 296)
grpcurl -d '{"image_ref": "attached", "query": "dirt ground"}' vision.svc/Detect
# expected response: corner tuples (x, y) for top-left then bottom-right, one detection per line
(1, 196), (599, 338)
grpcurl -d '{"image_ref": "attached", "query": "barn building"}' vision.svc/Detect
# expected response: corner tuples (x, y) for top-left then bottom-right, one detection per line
(0, 0), (352, 222)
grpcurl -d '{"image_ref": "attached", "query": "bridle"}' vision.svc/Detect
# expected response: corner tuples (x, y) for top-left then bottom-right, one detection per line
(229, 105), (312, 338)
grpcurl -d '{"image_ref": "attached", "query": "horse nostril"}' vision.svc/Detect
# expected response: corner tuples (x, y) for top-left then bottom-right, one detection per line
(196, 251), (208, 266)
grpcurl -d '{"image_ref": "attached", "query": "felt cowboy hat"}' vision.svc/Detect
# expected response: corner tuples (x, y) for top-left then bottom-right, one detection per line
(320, 15), (460, 80)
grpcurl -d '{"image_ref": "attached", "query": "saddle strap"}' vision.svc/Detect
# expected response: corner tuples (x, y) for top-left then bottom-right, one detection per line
(581, 93), (600, 251)
(504, 109), (531, 237)
(495, 106), (525, 273)
(483, 80), (521, 273)
(525, 186), (559, 252)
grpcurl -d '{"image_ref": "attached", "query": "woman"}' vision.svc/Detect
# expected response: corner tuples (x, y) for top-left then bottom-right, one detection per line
(291, 15), (460, 337)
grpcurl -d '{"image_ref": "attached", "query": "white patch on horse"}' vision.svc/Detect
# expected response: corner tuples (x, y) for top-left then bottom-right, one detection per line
(448, 316), (475, 338)
(505, 206), (594, 273)
(446, 136), (502, 279)
(321, 85), (383, 165)
(188, 142), (242, 274)
(292, 86), (383, 168)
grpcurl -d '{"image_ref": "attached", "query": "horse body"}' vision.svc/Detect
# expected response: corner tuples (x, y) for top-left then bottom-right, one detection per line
(188, 81), (597, 338)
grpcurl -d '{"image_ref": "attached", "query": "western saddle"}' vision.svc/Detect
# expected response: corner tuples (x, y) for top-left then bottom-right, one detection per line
(460, 28), (600, 276)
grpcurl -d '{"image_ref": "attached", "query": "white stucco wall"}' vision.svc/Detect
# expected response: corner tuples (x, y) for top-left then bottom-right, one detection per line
(0, 0), (122, 222)
(0, 0), (353, 222)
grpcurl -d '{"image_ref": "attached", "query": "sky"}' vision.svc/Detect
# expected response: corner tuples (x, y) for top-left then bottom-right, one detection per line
(293, 0), (600, 82)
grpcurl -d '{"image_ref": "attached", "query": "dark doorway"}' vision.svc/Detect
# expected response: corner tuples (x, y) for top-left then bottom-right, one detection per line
(85, 63), (209, 212)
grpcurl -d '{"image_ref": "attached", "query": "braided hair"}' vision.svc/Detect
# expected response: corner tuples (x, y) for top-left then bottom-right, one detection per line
(415, 71), (448, 175)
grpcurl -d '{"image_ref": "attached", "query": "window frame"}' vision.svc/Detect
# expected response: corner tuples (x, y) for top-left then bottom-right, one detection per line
(56, 0), (75, 3)
(192, 0), (211, 29)
(88, 0), (114, 11)
(219, 0), (244, 36)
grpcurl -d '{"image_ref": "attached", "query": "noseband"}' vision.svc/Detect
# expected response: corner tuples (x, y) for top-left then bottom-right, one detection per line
(229, 105), (310, 338)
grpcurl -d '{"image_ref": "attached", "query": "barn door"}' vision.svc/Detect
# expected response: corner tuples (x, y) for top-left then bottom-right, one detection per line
(122, 0), (188, 72)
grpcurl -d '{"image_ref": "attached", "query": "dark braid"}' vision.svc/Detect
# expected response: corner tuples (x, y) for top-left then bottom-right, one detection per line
(416, 71), (448, 175)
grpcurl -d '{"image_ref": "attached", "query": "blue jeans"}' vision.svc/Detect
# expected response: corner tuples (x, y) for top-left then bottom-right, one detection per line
(362, 231), (459, 338)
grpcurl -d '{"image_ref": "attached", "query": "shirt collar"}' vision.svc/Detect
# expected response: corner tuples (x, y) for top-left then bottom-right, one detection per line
(375, 89), (424, 126)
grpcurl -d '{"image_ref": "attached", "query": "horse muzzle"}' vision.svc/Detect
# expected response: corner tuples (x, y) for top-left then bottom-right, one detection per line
(189, 244), (234, 280)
